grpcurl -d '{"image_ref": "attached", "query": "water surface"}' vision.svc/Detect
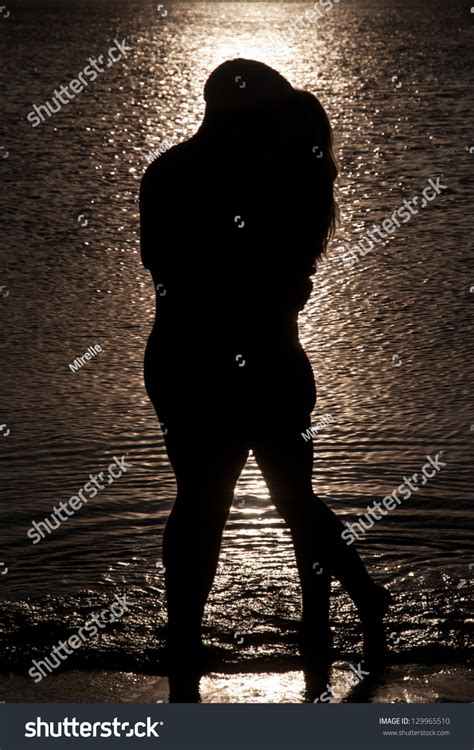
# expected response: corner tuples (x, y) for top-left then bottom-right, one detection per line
(0, 0), (472, 701)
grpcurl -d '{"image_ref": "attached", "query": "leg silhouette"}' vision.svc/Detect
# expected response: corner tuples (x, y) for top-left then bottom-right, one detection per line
(254, 427), (391, 660)
(253, 433), (332, 647)
(163, 430), (248, 656)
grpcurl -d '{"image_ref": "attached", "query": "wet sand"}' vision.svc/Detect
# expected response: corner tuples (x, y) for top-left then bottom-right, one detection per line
(1, 662), (472, 704)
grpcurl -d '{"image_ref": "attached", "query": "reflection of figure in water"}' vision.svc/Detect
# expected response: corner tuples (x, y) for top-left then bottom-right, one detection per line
(140, 59), (392, 699)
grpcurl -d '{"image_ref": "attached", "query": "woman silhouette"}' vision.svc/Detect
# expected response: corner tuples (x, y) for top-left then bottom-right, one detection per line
(140, 59), (391, 678)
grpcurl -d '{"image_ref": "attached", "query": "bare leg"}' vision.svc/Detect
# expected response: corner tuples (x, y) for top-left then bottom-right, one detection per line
(163, 429), (248, 655)
(254, 436), (331, 641)
(254, 429), (390, 656)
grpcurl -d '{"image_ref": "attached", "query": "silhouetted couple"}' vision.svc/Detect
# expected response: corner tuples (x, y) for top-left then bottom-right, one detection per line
(140, 59), (392, 699)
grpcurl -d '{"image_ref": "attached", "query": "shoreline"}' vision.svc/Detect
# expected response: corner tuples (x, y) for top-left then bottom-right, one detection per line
(0, 662), (472, 704)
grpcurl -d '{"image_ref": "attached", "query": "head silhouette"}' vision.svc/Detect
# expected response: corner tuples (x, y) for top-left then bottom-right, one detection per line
(197, 59), (338, 258)
(204, 58), (295, 110)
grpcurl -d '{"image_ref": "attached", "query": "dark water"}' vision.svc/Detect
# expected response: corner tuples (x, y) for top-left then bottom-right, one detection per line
(0, 0), (473, 701)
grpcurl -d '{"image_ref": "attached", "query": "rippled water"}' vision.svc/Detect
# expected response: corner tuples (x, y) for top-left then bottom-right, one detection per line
(0, 0), (473, 701)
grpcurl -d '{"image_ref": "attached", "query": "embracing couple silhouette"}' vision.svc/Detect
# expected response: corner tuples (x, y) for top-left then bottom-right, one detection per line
(140, 58), (392, 701)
